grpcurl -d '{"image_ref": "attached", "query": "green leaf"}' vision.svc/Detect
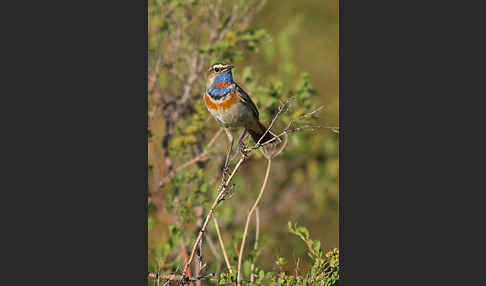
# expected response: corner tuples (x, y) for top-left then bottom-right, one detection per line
(297, 226), (309, 239)
(244, 260), (252, 276)
(276, 257), (286, 266)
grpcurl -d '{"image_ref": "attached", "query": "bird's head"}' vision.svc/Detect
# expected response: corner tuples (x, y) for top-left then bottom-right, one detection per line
(206, 62), (234, 90)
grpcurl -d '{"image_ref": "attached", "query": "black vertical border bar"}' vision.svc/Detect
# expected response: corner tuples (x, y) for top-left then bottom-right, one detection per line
(18, 0), (151, 284)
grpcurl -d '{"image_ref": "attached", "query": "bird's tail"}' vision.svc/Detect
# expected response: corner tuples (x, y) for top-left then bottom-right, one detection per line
(247, 120), (276, 144)
(247, 120), (287, 159)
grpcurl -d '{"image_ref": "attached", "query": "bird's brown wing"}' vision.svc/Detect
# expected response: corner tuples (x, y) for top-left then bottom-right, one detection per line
(235, 83), (259, 119)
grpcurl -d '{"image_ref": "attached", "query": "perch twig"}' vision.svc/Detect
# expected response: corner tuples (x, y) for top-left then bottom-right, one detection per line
(182, 157), (245, 279)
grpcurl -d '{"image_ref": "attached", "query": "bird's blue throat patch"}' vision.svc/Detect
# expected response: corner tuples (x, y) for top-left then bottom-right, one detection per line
(207, 70), (236, 98)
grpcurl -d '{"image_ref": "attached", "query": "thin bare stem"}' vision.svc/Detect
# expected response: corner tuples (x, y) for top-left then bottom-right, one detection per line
(213, 217), (233, 273)
(194, 206), (204, 286)
(205, 233), (221, 262)
(237, 159), (272, 286)
(254, 97), (291, 148)
(250, 207), (260, 283)
(180, 237), (195, 286)
(245, 103), (338, 153)
(182, 157), (245, 279)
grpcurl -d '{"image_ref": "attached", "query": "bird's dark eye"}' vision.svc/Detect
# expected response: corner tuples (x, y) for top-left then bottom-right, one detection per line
(214, 68), (220, 72)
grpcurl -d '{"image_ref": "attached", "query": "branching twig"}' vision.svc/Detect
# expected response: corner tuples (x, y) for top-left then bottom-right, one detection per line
(180, 237), (195, 286)
(237, 159), (272, 286)
(245, 102), (338, 153)
(182, 157), (246, 279)
(148, 272), (215, 282)
(253, 97), (293, 148)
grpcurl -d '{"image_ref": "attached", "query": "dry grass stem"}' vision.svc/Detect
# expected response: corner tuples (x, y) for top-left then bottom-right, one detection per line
(213, 217), (233, 273)
(250, 207), (260, 283)
(237, 159), (272, 286)
(205, 234), (221, 262)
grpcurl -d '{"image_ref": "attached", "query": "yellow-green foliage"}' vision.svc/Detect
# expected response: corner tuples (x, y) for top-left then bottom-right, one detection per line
(219, 224), (339, 285)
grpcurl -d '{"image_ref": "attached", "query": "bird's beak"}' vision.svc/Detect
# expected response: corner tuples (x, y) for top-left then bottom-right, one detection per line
(224, 65), (233, 71)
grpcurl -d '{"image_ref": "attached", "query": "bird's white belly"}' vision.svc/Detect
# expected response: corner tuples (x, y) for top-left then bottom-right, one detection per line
(209, 100), (251, 128)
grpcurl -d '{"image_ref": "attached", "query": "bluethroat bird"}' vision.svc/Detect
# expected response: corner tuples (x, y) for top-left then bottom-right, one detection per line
(204, 62), (282, 167)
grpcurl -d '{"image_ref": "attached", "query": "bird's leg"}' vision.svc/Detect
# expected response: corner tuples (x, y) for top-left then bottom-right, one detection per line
(238, 129), (248, 155)
(223, 128), (234, 177)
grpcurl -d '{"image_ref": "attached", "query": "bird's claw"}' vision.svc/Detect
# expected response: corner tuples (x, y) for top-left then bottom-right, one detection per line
(221, 164), (230, 178)
(238, 142), (248, 155)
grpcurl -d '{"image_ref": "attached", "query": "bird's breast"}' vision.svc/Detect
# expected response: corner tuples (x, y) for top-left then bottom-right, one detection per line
(204, 90), (238, 111)
(204, 90), (252, 128)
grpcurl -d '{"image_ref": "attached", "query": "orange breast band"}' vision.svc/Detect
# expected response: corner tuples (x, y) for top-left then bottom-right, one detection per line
(205, 93), (238, 110)
(214, 81), (233, 89)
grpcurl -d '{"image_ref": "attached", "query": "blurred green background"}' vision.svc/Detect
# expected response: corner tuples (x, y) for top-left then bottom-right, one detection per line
(245, 0), (339, 271)
(148, 0), (338, 280)
(250, 0), (338, 128)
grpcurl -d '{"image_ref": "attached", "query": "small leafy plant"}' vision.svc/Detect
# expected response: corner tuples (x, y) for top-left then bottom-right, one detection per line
(217, 222), (339, 285)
